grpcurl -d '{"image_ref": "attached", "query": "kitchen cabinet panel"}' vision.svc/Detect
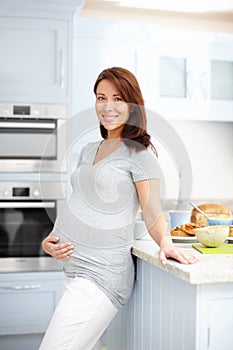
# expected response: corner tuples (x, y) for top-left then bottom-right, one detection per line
(0, 334), (43, 350)
(0, 289), (54, 335)
(0, 271), (63, 348)
(159, 57), (187, 98)
(103, 258), (233, 350)
(208, 299), (233, 350)
(0, 17), (69, 102)
(211, 60), (233, 100)
(155, 33), (233, 121)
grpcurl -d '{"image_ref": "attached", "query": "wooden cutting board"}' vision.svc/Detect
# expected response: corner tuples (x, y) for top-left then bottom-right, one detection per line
(192, 243), (233, 254)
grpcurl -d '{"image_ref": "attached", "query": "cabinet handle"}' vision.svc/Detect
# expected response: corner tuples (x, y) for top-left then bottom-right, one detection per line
(207, 326), (211, 347)
(1, 284), (41, 290)
(186, 71), (193, 98)
(201, 72), (208, 99)
(60, 50), (65, 89)
(0, 202), (55, 209)
(0, 121), (56, 129)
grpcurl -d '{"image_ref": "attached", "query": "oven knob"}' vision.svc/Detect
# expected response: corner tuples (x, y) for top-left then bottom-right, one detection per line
(33, 190), (40, 197)
(3, 190), (10, 197)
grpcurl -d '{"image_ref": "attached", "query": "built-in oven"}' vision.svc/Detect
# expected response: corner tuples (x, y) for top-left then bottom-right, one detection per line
(0, 102), (67, 172)
(0, 181), (66, 272)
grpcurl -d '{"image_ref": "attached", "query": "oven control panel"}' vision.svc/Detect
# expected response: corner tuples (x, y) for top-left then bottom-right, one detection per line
(0, 182), (66, 200)
(1, 186), (39, 199)
(0, 102), (67, 119)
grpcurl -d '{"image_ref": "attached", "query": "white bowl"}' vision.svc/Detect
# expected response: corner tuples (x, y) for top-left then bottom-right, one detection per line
(195, 225), (229, 247)
(169, 210), (191, 228)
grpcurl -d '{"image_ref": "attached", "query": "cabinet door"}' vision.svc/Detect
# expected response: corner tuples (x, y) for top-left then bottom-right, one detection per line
(211, 60), (233, 100)
(157, 54), (194, 120)
(159, 56), (187, 98)
(156, 33), (233, 121)
(155, 34), (207, 120)
(0, 17), (68, 102)
(208, 298), (233, 350)
(0, 271), (63, 335)
(207, 42), (233, 121)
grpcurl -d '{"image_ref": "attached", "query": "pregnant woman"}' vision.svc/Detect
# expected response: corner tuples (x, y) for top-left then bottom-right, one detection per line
(40, 67), (198, 350)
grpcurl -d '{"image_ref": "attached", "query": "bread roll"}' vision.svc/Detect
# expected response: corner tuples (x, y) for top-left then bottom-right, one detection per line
(229, 226), (233, 237)
(191, 204), (232, 226)
(170, 228), (190, 237)
(180, 223), (203, 235)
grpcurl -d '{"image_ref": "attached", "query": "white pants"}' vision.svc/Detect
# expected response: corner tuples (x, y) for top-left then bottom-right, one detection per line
(39, 276), (118, 350)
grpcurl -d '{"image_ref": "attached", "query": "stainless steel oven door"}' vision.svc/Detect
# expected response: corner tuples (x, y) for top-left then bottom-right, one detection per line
(0, 181), (65, 272)
(0, 117), (66, 173)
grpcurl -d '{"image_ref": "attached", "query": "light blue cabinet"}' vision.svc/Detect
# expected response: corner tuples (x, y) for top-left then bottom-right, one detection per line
(103, 258), (233, 350)
(211, 60), (233, 100)
(0, 271), (64, 350)
(159, 56), (187, 98)
(156, 35), (233, 121)
(0, 17), (69, 103)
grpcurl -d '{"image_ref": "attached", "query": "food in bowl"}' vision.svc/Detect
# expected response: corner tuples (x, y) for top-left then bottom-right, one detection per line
(195, 225), (229, 247)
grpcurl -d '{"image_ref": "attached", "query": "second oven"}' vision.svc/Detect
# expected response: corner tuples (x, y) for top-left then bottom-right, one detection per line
(0, 103), (67, 173)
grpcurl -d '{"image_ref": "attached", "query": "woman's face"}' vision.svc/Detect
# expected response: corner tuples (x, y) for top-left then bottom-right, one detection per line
(95, 79), (130, 138)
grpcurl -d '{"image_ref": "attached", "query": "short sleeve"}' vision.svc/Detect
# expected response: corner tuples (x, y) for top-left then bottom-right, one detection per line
(75, 148), (85, 168)
(129, 148), (160, 182)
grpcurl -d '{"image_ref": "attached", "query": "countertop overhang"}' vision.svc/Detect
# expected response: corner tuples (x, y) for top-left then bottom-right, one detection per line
(132, 239), (233, 285)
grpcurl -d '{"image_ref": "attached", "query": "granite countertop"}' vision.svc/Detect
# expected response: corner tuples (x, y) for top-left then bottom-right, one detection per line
(132, 239), (233, 285)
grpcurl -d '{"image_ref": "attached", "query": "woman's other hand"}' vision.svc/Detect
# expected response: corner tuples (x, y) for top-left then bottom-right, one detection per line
(42, 234), (74, 260)
(159, 238), (199, 266)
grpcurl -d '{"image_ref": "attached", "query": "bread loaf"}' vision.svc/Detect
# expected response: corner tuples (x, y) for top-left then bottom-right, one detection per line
(191, 204), (232, 226)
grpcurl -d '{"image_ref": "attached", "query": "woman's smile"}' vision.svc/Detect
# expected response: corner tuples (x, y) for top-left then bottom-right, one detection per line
(102, 115), (118, 123)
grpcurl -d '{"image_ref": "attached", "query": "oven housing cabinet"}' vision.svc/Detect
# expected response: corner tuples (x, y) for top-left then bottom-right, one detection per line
(0, 102), (67, 173)
(0, 181), (65, 272)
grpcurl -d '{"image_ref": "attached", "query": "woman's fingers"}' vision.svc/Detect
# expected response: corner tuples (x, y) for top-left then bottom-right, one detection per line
(159, 247), (199, 265)
(159, 250), (167, 266)
(177, 249), (199, 264)
(47, 241), (74, 260)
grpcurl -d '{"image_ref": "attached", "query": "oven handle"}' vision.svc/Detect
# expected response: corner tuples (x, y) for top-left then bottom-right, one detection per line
(1, 284), (41, 290)
(0, 121), (56, 129)
(0, 202), (55, 208)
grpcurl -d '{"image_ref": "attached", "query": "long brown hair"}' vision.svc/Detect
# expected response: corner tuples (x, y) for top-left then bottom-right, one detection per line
(94, 67), (157, 155)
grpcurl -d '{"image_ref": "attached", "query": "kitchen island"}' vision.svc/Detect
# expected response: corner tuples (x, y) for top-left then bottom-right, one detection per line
(103, 239), (233, 350)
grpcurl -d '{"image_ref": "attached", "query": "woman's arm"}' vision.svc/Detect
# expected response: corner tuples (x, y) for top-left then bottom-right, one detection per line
(134, 179), (198, 266)
(42, 232), (74, 260)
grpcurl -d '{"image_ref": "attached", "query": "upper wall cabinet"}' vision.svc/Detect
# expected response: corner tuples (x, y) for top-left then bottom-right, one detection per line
(152, 33), (233, 121)
(0, 17), (69, 103)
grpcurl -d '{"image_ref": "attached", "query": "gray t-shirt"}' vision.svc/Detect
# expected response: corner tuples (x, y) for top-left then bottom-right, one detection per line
(54, 141), (159, 308)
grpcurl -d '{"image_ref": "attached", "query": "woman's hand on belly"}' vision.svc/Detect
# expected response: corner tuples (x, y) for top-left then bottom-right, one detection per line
(42, 234), (74, 260)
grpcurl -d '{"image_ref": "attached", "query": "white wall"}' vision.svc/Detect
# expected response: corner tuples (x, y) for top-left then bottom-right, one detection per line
(170, 120), (233, 200)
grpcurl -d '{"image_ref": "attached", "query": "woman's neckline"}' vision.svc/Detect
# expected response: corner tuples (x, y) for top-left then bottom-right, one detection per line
(92, 139), (124, 166)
